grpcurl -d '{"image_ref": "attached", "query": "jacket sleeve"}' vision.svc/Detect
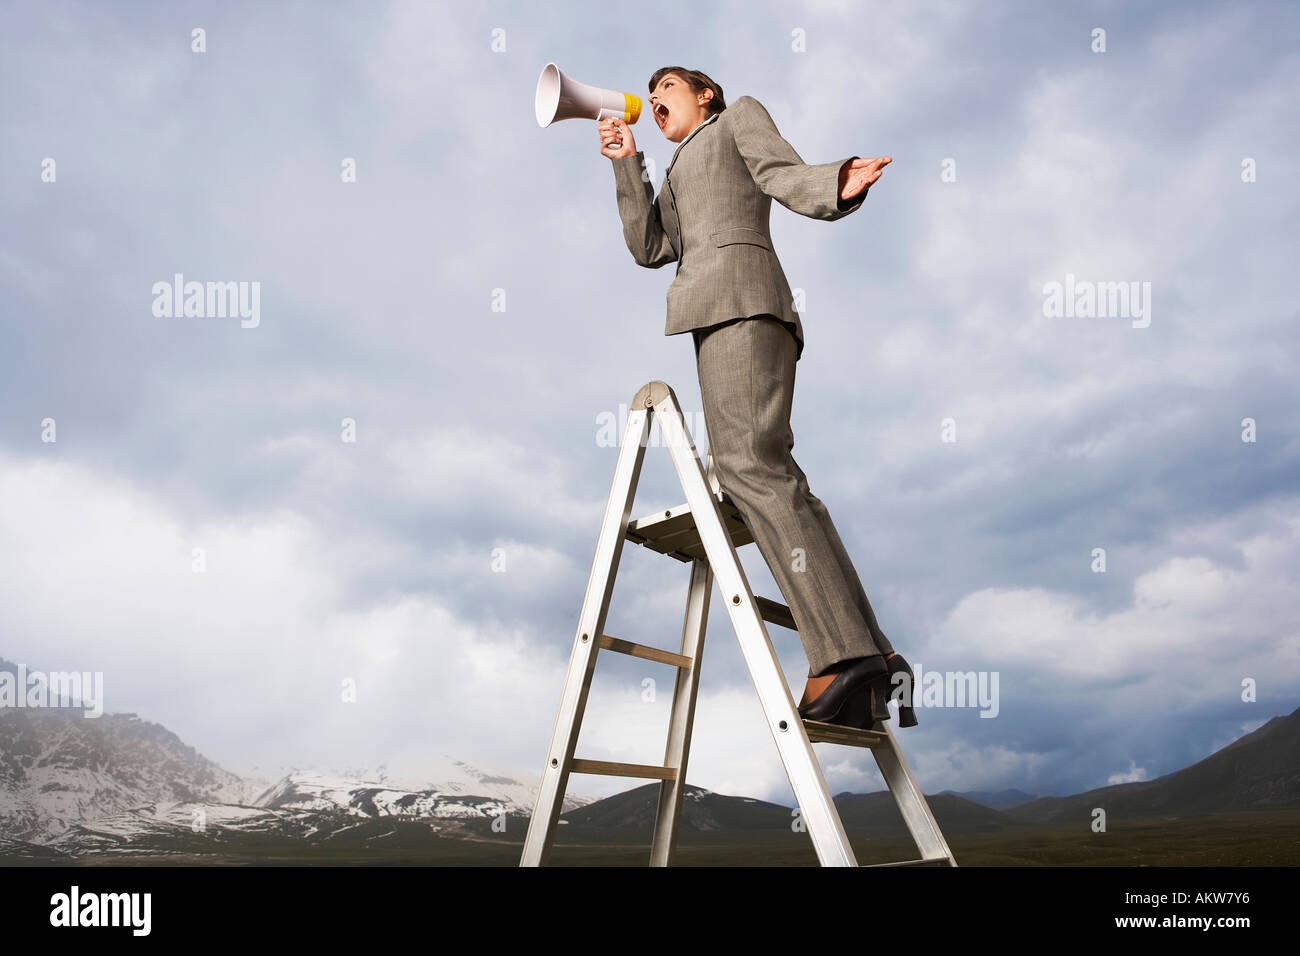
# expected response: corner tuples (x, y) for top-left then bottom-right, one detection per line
(728, 95), (866, 221)
(609, 151), (679, 268)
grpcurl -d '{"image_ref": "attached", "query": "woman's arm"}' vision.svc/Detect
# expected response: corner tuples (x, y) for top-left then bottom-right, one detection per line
(729, 95), (867, 222)
(609, 150), (679, 269)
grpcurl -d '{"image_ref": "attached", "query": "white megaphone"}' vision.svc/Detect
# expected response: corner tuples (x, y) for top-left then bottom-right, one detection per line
(535, 62), (642, 127)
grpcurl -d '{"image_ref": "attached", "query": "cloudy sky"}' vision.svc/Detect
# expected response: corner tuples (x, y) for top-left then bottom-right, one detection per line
(1, 0), (1297, 808)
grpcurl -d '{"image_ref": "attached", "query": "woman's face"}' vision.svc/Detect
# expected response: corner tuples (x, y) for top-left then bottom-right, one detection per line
(648, 73), (711, 143)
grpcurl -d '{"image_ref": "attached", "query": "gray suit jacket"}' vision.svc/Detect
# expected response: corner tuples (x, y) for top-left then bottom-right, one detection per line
(609, 95), (867, 360)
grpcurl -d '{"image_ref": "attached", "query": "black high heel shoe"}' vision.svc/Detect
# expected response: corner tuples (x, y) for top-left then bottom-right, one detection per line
(797, 655), (888, 726)
(883, 653), (918, 727)
(844, 654), (918, 729)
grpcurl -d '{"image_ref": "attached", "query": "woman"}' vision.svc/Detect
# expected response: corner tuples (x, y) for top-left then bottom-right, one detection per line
(598, 67), (914, 730)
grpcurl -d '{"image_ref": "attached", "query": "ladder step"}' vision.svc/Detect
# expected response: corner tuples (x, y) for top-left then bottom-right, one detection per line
(754, 595), (797, 631)
(569, 758), (678, 780)
(626, 493), (755, 562)
(596, 634), (692, 669)
(802, 719), (889, 748)
(863, 858), (954, 867)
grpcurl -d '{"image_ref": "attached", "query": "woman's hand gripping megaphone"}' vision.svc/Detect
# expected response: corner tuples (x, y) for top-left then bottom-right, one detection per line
(598, 117), (637, 160)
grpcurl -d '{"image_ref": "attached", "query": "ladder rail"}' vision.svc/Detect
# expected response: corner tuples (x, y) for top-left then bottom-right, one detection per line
(649, 557), (712, 865)
(652, 385), (858, 867)
(872, 722), (958, 866)
(519, 403), (653, 866)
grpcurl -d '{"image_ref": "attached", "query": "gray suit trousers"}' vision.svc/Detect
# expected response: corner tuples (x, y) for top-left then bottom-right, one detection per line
(692, 315), (896, 677)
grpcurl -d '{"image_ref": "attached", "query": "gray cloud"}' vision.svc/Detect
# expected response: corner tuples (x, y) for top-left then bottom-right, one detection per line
(1, 0), (1296, 805)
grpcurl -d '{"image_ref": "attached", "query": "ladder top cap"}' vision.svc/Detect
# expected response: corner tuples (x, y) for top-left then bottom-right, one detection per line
(633, 380), (676, 409)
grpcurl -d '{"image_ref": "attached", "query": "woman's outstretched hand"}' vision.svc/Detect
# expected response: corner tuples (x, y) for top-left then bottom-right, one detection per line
(599, 117), (637, 159)
(838, 156), (892, 202)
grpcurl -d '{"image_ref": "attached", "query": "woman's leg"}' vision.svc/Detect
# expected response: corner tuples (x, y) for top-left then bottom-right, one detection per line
(694, 315), (890, 679)
(786, 452), (896, 675)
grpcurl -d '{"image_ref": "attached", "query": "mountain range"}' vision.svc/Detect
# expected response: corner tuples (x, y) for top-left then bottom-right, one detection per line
(2, 649), (1296, 861)
(0, 706), (594, 856)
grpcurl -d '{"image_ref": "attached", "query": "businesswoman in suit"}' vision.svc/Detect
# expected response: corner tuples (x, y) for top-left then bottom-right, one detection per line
(599, 67), (913, 730)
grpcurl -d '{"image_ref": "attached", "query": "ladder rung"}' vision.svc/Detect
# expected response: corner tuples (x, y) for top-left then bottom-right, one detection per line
(569, 758), (678, 780)
(596, 634), (693, 669)
(754, 595), (797, 631)
(625, 494), (755, 562)
(802, 719), (889, 748)
(863, 858), (953, 867)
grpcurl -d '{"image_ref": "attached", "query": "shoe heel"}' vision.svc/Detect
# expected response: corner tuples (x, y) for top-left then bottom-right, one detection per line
(885, 654), (919, 728)
(868, 679), (890, 723)
(844, 676), (890, 730)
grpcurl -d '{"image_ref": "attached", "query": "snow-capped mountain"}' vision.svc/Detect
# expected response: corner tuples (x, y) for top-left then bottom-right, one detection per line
(0, 666), (593, 856)
(0, 708), (261, 842)
(253, 761), (592, 820)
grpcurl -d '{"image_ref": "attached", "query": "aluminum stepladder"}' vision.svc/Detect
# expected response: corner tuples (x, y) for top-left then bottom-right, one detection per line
(520, 381), (955, 867)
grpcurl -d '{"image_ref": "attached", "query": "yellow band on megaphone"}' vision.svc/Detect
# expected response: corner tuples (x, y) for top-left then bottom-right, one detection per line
(624, 93), (641, 123)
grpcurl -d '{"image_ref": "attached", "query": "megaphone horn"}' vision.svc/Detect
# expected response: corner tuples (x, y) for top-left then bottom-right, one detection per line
(535, 62), (642, 127)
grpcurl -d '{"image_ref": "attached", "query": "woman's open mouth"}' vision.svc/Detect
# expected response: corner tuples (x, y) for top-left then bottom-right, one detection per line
(655, 103), (670, 127)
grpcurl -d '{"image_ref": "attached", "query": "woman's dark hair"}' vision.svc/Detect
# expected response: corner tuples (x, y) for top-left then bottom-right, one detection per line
(648, 67), (726, 115)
